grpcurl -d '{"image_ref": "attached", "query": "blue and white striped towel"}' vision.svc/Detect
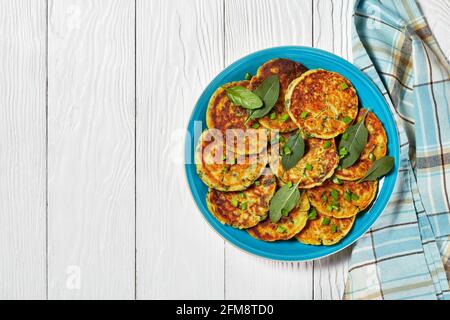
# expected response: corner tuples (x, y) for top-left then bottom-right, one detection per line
(343, 0), (450, 300)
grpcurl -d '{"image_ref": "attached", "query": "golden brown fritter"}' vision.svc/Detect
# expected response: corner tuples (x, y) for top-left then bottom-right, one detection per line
(307, 179), (378, 218)
(286, 69), (358, 138)
(249, 58), (308, 132)
(206, 81), (268, 155)
(195, 130), (268, 191)
(206, 172), (277, 229)
(269, 137), (339, 189)
(335, 109), (387, 181)
(247, 191), (310, 241)
(296, 212), (355, 246)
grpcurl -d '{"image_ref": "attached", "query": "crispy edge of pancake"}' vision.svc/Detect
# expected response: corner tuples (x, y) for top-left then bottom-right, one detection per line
(269, 137), (339, 189)
(296, 212), (355, 246)
(195, 130), (268, 191)
(206, 173), (277, 229)
(286, 69), (358, 139)
(247, 191), (310, 241)
(307, 179), (378, 218)
(335, 109), (388, 181)
(250, 58), (308, 133)
(223, 128), (270, 156)
(206, 80), (251, 129)
(347, 180), (378, 212)
(307, 180), (359, 219)
(206, 81), (267, 155)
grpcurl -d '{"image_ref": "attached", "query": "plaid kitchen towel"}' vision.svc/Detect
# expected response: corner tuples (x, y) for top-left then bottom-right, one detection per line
(343, 0), (450, 300)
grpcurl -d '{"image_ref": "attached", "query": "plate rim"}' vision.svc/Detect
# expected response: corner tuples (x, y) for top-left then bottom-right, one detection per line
(184, 45), (400, 262)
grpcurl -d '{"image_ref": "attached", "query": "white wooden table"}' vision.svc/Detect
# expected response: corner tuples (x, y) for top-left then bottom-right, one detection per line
(0, 0), (448, 300)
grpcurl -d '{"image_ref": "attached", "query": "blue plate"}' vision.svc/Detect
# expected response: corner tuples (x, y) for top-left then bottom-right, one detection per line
(184, 46), (399, 261)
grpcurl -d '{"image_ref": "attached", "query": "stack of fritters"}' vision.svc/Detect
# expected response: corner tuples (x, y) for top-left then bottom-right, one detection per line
(196, 58), (387, 245)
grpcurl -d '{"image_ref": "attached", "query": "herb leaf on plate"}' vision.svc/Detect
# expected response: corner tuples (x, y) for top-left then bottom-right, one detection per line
(281, 131), (305, 171)
(224, 86), (263, 110)
(338, 110), (369, 168)
(358, 156), (395, 182)
(269, 182), (301, 223)
(248, 75), (280, 120)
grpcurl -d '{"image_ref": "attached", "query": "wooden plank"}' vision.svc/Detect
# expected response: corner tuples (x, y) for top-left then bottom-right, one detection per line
(0, 0), (47, 300)
(313, 0), (353, 61)
(312, 0), (353, 300)
(47, 0), (135, 299)
(224, 0), (314, 299)
(136, 0), (225, 299)
(417, 0), (450, 58)
(225, 0), (314, 63)
(310, 0), (450, 300)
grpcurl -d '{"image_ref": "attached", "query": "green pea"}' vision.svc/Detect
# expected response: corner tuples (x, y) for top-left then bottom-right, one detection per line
(339, 82), (348, 90)
(332, 177), (342, 184)
(342, 116), (352, 124)
(308, 208), (317, 220)
(342, 132), (349, 140)
(270, 112), (277, 120)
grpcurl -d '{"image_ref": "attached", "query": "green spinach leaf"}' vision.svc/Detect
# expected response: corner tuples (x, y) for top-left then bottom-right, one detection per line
(248, 75), (280, 119)
(281, 131), (305, 171)
(358, 156), (395, 182)
(339, 110), (369, 168)
(269, 182), (301, 223)
(224, 86), (263, 110)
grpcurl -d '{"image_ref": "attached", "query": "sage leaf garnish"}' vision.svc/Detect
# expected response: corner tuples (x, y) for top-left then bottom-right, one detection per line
(281, 131), (305, 171)
(358, 156), (395, 182)
(269, 182), (301, 223)
(224, 86), (263, 110)
(245, 72), (252, 80)
(249, 75), (280, 120)
(338, 110), (369, 168)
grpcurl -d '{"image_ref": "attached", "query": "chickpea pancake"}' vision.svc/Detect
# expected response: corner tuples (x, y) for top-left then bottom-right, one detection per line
(206, 81), (268, 155)
(249, 58), (308, 132)
(335, 109), (387, 180)
(286, 69), (358, 138)
(296, 212), (355, 246)
(195, 130), (268, 191)
(247, 191), (310, 241)
(307, 179), (378, 218)
(270, 137), (339, 189)
(206, 172), (277, 229)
